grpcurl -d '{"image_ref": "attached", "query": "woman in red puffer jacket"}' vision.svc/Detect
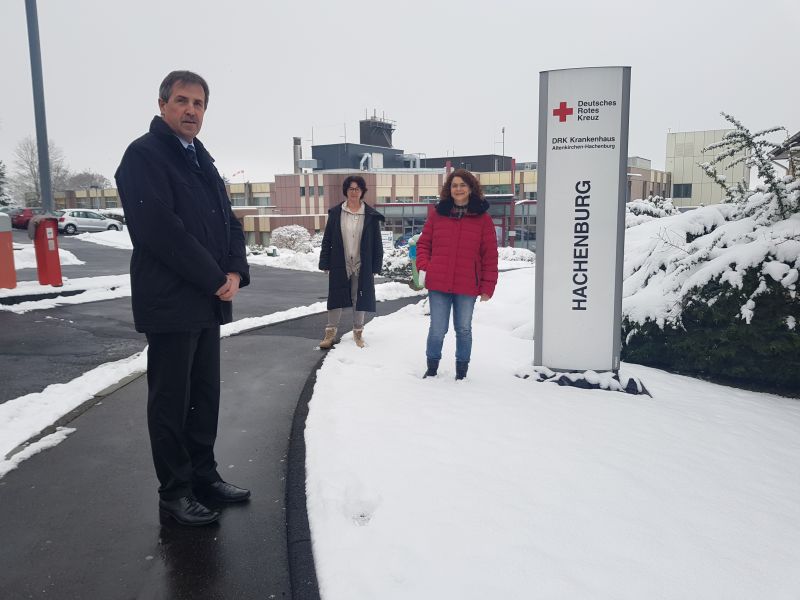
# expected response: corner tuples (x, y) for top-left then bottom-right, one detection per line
(416, 169), (499, 380)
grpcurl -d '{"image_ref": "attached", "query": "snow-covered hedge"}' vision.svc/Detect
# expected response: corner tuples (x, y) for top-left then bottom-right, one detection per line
(271, 224), (312, 253)
(382, 246), (412, 280)
(621, 115), (800, 395)
(622, 191), (799, 393)
(625, 196), (679, 228)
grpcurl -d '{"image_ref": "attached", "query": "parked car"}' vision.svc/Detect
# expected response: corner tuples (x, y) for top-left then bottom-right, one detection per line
(56, 209), (123, 234)
(9, 207), (45, 229)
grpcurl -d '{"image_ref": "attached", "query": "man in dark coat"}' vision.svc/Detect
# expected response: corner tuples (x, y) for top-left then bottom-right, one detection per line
(115, 70), (251, 526)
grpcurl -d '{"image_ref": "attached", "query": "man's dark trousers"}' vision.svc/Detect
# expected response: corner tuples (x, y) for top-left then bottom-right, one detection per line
(145, 326), (222, 500)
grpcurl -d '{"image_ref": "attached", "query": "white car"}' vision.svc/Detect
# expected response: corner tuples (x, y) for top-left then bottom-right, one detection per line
(57, 209), (123, 234)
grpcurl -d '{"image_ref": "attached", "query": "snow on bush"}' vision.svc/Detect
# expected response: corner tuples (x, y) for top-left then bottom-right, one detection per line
(622, 205), (799, 327)
(621, 115), (799, 393)
(271, 224), (313, 253)
(700, 113), (799, 226)
(382, 246), (411, 280)
(625, 196), (679, 228)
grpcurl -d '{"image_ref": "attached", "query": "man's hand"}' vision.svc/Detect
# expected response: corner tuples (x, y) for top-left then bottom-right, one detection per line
(479, 293), (490, 302)
(216, 272), (241, 301)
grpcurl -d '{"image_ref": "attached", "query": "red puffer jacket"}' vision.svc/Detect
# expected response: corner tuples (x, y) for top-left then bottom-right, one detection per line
(416, 198), (499, 297)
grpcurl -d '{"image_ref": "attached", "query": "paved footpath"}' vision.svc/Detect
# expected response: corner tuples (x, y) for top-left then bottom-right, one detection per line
(0, 267), (419, 598)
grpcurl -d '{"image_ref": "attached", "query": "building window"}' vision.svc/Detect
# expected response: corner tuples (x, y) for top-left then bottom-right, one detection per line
(483, 184), (512, 195)
(673, 183), (692, 198)
(299, 186), (305, 196)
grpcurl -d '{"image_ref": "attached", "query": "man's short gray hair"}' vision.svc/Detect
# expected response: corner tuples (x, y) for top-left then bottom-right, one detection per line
(159, 70), (210, 107)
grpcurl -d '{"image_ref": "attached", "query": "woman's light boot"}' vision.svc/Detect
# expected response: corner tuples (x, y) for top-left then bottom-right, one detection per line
(319, 327), (337, 349)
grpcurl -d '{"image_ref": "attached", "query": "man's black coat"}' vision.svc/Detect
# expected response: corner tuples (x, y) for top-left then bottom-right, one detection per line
(115, 116), (250, 333)
(319, 202), (385, 312)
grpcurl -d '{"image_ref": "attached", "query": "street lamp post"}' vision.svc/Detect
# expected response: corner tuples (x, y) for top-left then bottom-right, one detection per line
(24, 0), (53, 213)
(501, 126), (505, 171)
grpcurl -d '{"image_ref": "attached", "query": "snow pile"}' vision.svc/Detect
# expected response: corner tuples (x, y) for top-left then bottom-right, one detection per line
(97, 207), (125, 219)
(497, 246), (535, 263)
(0, 275), (132, 313)
(518, 365), (649, 395)
(74, 228), (132, 250)
(248, 246), (322, 272)
(13, 243), (85, 269)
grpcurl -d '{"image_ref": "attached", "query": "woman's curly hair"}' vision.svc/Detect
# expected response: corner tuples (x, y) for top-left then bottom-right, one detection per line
(439, 169), (483, 203)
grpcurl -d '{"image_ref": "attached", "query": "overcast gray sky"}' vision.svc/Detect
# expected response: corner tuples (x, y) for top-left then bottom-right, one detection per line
(1, 0), (798, 185)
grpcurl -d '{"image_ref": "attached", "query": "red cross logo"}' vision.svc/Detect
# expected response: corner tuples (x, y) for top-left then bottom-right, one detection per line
(552, 101), (573, 122)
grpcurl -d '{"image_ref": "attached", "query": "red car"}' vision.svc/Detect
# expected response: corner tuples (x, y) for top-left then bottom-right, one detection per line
(10, 207), (45, 229)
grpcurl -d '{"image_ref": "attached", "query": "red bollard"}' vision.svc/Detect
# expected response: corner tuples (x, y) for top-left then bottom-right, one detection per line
(30, 215), (63, 287)
(0, 213), (16, 289)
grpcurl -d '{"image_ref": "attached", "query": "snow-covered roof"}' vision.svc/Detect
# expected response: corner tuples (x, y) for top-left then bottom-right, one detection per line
(770, 130), (800, 160)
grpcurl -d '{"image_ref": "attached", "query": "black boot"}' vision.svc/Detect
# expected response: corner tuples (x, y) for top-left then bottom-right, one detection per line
(424, 359), (439, 378)
(455, 361), (469, 380)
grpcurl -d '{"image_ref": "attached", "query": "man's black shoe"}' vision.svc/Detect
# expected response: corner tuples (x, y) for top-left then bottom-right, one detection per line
(159, 496), (220, 526)
(194, 480), (251, 503)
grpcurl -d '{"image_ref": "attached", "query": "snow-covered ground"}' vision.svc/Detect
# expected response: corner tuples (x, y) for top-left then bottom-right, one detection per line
(0, 275), (132, 313)
(305, 268), (800, 600)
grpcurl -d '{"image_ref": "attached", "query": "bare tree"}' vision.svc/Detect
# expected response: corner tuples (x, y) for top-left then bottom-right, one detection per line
(11, 135), (71, 205)
(66, 170), (111, 190)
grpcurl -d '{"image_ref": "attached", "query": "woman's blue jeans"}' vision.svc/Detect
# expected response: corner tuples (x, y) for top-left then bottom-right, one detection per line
(426, 290), (477, 363)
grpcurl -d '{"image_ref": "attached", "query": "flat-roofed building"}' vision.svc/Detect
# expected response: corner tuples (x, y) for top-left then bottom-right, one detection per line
(626, 157), (671, 201)
(666, 129), (749, 207)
